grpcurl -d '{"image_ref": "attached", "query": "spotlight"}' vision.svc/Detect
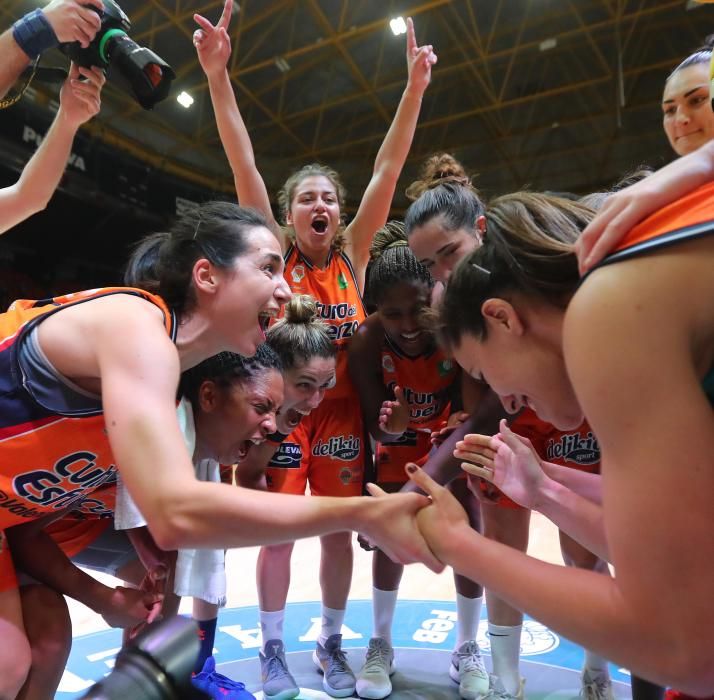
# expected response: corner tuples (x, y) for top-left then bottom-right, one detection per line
(390, 17), (407, 36)
(177, 91), (194, 108)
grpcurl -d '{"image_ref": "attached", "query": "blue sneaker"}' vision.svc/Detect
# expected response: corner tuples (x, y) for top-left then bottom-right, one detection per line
(192, 656), (256, 699)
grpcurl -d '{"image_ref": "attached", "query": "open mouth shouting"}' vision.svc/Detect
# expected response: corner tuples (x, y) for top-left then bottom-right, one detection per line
(311, 216), (329, 235)
(258, 309), (278, 338)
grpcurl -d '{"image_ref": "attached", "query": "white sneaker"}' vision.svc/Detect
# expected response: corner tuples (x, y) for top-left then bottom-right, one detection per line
(449, 640), (490, 699)
(581, 669), (614, 700)
(483, 674), (525, 700)
(356, 637), (395, 699)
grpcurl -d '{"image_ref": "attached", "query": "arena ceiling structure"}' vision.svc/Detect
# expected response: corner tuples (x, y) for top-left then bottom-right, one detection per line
(2, 0), (714, 223)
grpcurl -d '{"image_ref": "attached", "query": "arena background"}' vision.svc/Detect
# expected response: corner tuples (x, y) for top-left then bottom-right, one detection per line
(1, 1), (710, 695)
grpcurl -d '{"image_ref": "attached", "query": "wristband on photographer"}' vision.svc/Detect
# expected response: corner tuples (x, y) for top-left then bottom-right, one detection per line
(12, 9), (59, 60)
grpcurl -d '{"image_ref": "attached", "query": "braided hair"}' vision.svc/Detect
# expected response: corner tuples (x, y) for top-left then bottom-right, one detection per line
(179, 344), (283, 410)
(367, 220), (433, 307)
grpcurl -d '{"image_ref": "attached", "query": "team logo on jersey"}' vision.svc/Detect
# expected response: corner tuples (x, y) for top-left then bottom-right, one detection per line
(312, 435), (361, 461)
(545, 431), (599, 466)
(382, 354), (396, 373)
(268, 442), (303, 469)
(337, 272), (349, 290)
(339, 467), (359, 485)
(292, 265), (306, 284)
(437, 359), (453, 376)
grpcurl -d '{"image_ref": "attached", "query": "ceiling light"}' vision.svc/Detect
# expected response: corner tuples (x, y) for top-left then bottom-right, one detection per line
(177, 91), (194, 108)
(390, 17), (407, 36)
(539, 37), (557, 51)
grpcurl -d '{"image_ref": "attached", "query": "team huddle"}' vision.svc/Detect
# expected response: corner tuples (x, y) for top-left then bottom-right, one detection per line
(0, 1), (713, 700)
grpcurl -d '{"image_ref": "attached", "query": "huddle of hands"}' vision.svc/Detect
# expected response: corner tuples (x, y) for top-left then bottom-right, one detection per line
(371, 389), (551, 572)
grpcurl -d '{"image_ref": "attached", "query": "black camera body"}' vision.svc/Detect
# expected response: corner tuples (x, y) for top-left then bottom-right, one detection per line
(60, 0), (175, 109)
(81, 616), (208, 700)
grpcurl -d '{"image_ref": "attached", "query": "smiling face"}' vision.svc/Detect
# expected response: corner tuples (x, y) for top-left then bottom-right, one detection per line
(200, 226), (291, 356)
(662, 62), (714, 157)
(286, 175), (342, 261)
(195, 369), (284, 464)
(450, 298), (583, 430)
(377, 280), (433, 356)
(408, 214), (481, 284)
(276, 356), (337, 433)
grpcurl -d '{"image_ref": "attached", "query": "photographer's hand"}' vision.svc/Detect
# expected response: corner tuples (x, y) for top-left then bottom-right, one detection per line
(193, 0), (233, 79)
(60, 63), (104, 126)
(43, 0), (104, 49)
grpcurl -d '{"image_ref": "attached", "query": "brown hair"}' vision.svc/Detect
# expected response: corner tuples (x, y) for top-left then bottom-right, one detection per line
(266, 294), (336, 370)
(438, 192), (595, 348)
(277, 163), (347, 251)
(404, 154), (486, 238)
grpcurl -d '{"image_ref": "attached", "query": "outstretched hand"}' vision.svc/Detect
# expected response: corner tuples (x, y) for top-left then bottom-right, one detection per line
(194, 0), (234, 78)
(60, 63), (105, 127)
(455, 419), (548, 510)
(405, 17), (437, 95)
(378, 385), (410, 436)
(359, 484), (444, 573)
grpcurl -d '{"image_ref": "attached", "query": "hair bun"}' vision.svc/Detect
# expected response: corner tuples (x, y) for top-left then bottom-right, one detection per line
(283, 294), (319, 324)
(369, 220), (407, 260)
(405, 153), (476, 201)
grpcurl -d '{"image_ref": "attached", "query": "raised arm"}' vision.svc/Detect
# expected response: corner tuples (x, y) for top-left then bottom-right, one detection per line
(0, 0), (103, 99)
(344, 18), (437, 287)
(0, 64), (104, 235)
(193, 0), (282, 243)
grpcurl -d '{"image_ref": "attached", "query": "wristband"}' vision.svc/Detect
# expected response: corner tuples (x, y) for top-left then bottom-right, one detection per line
(12, 9), (59, 60)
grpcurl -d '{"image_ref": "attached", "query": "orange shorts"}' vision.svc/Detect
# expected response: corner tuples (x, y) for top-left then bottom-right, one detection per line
(375, 430), (432, 484)
(265, 397), (366, 497)
(0, 531), (17, 592)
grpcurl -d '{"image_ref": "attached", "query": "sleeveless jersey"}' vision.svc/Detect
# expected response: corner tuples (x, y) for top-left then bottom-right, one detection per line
(283, 245), (367, 400)
(380, 334), (457, 433)
(512, 408), (600, 472)
(594, 180), (714, 404)
(0, 287), (176, 530)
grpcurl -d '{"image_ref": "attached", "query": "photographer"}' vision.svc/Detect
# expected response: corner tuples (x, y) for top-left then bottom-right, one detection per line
(1, 0), (104, 99)
(0, 61), (104, 236)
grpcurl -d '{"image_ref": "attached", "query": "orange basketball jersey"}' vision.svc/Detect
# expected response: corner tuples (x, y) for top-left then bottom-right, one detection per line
(0, 287), (175, 531)
(380, 335), (457, 433)
(283, 245), (367, 400)
(600, 179), (714, 262)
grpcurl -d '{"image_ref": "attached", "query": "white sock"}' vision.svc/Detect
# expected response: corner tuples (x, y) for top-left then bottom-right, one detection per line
(260, 609), (286, 649)
(319, 605), (345, 646)
(488, 623), (522, 695)
(584, 649), (610, 675)
(372, 588), (399, 644)
(455, 594), (483, 648)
